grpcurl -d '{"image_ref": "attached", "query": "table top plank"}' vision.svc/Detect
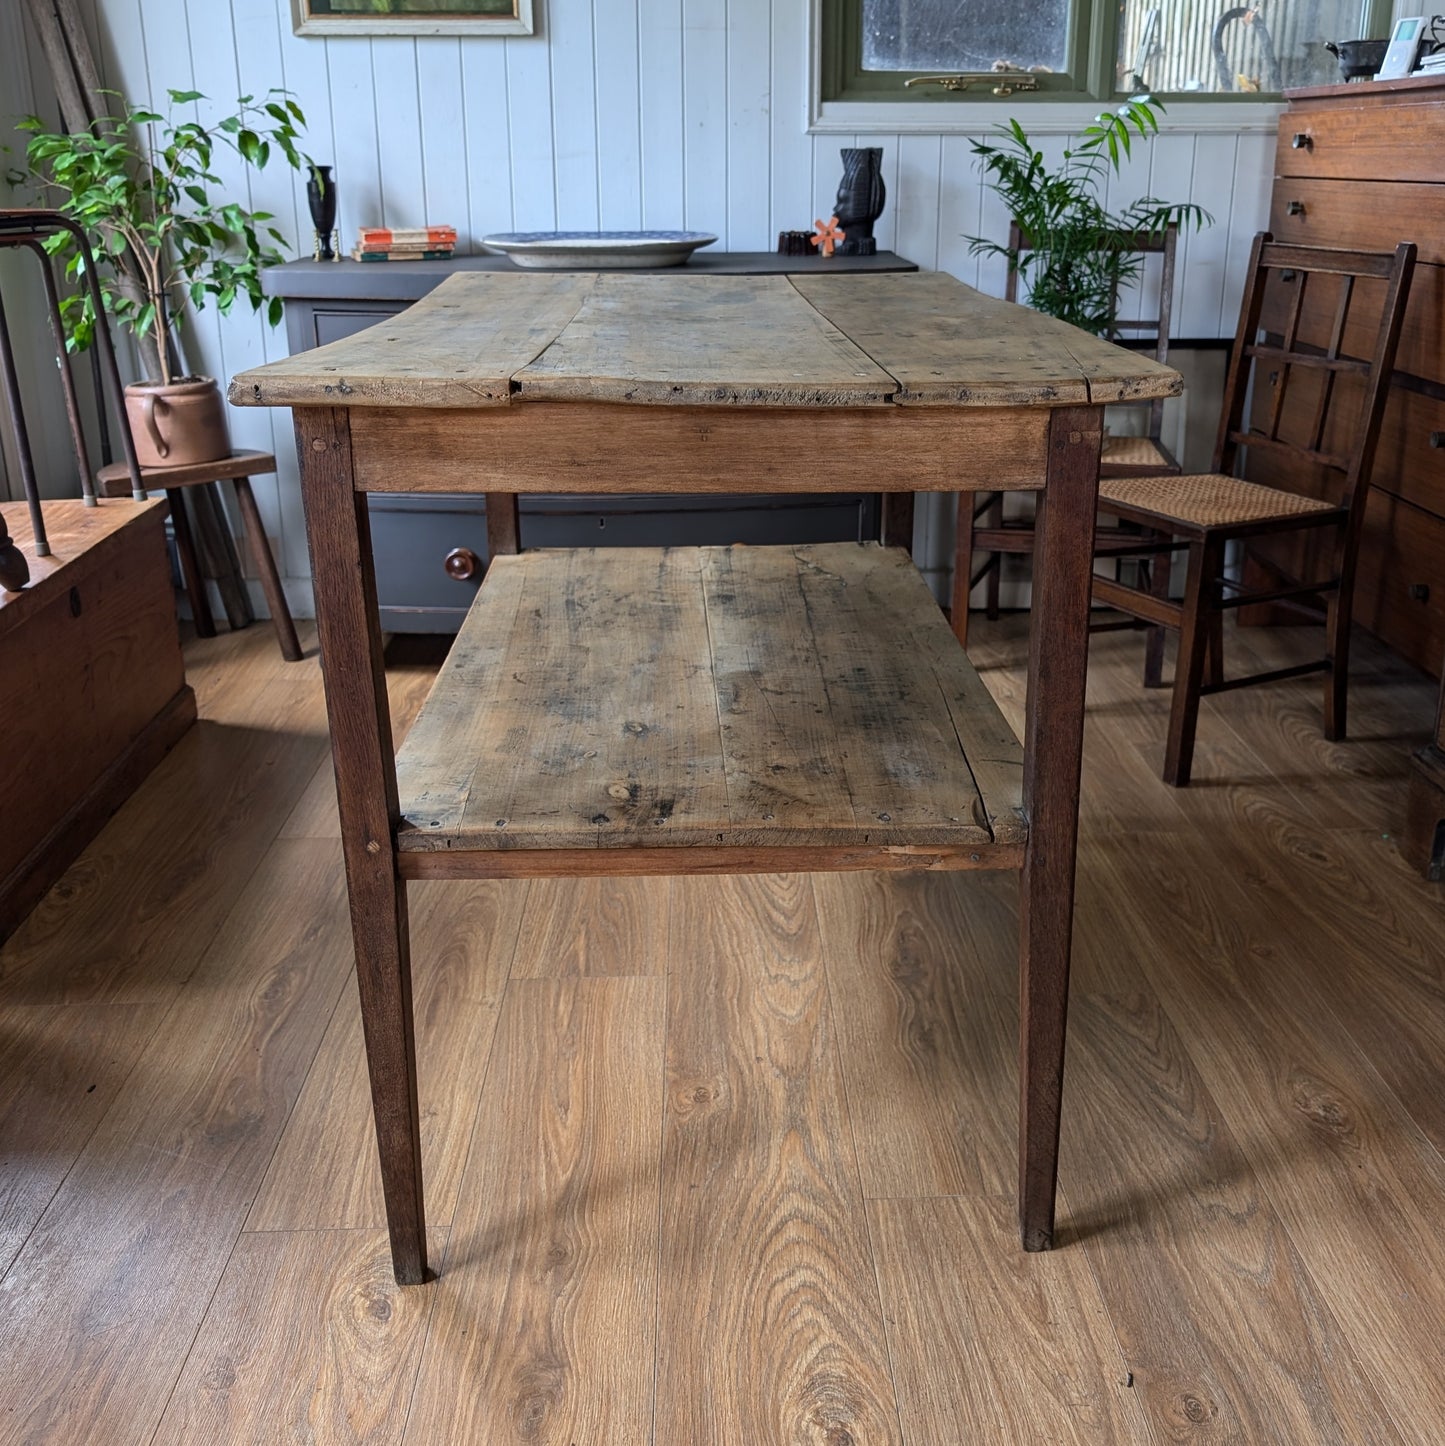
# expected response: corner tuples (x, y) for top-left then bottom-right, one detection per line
(789, 272), (1183, 406)
(229, 273), (594, 410)
(395, 543), (1021, 858)
(230, 271), (1180, 414)
(511, 274), (897, 406)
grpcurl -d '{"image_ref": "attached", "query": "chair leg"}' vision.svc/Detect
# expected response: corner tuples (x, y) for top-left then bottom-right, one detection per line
(167, 488), (215, 638)
(1207, 610), (1225, 690)
(984, 494), (1005, 620)
(951, 491), (976, 647)
(233, 476), (303, 662)
(1142, 533), (1172, 689)
(1162, 538), (1222, 788)
(1324, 571), (1354, 743)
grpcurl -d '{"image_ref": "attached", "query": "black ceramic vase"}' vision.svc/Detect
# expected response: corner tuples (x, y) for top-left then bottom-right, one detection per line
(834, 147), (885, 256)
(307, 164), (338, 261)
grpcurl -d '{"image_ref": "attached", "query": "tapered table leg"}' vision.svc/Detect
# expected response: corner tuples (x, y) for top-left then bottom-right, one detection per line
(295, 406), (428, 1285)
(1017, 405), (1102, 1252)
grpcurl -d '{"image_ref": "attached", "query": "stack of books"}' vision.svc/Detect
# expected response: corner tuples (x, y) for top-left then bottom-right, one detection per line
(350, 226), (458, 262)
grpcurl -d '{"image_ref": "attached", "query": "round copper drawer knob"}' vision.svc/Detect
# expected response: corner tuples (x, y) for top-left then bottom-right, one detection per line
(444, 547), (481, 581)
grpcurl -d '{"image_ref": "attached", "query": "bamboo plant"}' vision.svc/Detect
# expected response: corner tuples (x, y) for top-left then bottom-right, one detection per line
(969, 97), (1211, 335)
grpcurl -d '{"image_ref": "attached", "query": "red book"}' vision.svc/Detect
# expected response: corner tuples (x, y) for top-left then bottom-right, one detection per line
(355, 226), (457, 246)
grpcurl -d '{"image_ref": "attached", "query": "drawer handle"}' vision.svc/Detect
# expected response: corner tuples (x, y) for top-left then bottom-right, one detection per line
(1430, 432), (1445, 449)
(1409, 583), (1431, 603)
(1290, 132), (1312, 149)
(1279, 270), (1296, 283)
(444, 546), (481, 581)
(1286, 199), (1305, 216)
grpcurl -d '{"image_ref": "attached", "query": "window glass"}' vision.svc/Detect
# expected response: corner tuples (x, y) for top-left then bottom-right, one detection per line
(1117, 0), (1368, 94)
(861, 0), (1071, 76)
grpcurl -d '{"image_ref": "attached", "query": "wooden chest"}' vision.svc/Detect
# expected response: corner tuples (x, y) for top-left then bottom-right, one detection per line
(1246, 76), (1445, 677)
(0, 499), (195, 941)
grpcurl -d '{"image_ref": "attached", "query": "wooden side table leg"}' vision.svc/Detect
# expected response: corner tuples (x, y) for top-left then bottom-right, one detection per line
(232, 475), (303, 662)
(1018, 405), (1101, 1252)
(486, 492), (520, 558)
(296, 406), (428, 1286)
(166, 488), (215, 638)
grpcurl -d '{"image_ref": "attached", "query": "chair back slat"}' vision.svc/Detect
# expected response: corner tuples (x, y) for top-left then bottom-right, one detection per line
(1213, 235), (1417, 522)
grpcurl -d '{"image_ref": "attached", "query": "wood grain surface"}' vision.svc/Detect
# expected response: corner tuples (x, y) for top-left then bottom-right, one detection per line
(655, 874), (902, 1445)
(3, 617), (1444, 1444)
(152, 1228), (442, 1446)
(791, 272), (1182, 406)
(513, 272), (896, 405)
(402, 977), (665, 1445)
(0, 839), (353, 1444)
(394, 543), (1021, 858)
(230, 270), (1179, 415)
(229, 272), (594, 408)
(245, 878), (529, 1233)
(871, 1195), (1152, 1443)
(346, 401), (1051, 496)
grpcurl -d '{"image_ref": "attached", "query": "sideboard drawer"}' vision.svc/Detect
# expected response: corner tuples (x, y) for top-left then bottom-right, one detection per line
(1269, 180), (1445, 267)
(1276, 104), (1445, 185)
(1355, 490), (1445, 674)
(1372, 387), (1445, 517)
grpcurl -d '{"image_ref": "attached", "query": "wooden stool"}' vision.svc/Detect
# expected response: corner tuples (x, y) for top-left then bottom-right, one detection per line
(97, 449), (301, 662)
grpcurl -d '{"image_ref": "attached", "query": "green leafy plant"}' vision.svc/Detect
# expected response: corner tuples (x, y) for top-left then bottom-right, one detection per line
(968, 97), (1211, 335)
(20, 89), (307, 384)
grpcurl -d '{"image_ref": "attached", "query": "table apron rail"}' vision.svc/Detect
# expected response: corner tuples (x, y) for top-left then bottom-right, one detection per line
(338, 403), (1055, 495)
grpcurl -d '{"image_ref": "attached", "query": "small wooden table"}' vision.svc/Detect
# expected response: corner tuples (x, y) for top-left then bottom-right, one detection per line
(232, 270), (1179, 1284)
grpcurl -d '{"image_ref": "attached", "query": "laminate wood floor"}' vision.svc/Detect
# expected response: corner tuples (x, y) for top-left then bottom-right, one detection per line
(1, 608), (1441, 1444)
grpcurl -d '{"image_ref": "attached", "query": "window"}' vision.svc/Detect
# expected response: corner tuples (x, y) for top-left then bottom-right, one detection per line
(821, 0), (1392, 104)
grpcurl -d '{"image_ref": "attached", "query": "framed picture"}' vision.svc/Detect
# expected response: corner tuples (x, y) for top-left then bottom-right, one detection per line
(291, 0), (534, 36)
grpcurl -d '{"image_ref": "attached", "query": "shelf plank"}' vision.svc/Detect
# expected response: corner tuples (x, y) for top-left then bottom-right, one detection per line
(394, 542), (1025, 873)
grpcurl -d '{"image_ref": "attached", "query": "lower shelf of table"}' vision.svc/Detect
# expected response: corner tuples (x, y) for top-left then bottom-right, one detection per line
(393, 542), (1028, 879)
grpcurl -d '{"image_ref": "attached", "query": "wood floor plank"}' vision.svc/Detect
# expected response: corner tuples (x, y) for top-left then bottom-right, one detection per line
(812, 870), (1018, 1198)
(0, 663), (330, 1005)
(402, 977), (664, 1445)
(278, 636), (446, 841)
(871, 1195), (1154, 1445)
(246, 878), (529, 1233)
(655, 873), (902, 1446)
(1087, 827), (1445, 1437)
(0, 1002), (163, 1276)
(152, 1228), (442, 1446)
(1061, 982), (1403, 1443)
(0, 838), (353, 1444)
(509, 877), (670, 978)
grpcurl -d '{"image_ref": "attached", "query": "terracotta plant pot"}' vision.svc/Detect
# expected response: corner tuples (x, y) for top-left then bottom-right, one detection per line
(124, 377), (230, 469)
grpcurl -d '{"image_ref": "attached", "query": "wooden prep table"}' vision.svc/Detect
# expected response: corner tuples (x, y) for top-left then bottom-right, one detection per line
(231, 269), (1180, 1285)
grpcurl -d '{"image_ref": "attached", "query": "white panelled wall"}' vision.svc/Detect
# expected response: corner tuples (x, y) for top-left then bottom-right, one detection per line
(4, 0), (1277, 613)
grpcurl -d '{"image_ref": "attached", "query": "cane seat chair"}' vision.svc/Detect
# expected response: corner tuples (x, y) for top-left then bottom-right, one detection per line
(1091, 233), (1417, 786)
(953, 223), (1181, 646)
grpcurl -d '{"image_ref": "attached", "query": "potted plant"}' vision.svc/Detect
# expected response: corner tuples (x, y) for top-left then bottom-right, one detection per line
(21, 89), (307, 468)
(968, 97), (1210, 335)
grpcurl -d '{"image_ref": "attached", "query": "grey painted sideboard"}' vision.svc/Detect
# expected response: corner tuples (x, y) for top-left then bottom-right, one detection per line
(264, 250), (918, 631)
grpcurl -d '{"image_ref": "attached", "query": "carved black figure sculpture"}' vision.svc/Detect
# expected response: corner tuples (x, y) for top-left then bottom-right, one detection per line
(307, 164), (338, 261)
(0, 509), (28, 593)
(833, 147), (886, 256)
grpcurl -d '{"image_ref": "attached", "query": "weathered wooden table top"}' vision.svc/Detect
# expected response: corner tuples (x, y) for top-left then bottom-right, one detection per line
(230, 270), (1181, 413)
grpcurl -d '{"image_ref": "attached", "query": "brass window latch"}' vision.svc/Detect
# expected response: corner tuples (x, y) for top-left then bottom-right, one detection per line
(904, 73), (1042, 96)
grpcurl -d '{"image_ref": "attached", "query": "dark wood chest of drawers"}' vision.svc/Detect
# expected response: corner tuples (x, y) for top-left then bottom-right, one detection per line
(1247, 76), (1445, 678)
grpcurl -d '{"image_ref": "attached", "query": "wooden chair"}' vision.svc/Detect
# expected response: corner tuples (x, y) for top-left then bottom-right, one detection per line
(1091, 233), (1417, 786)
(97, 449), (302, 662)
(952, 223), (1181, 647)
